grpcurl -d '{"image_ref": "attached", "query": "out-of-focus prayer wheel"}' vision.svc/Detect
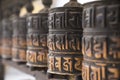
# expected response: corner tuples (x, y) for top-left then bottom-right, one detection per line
(2, 15), (12, 59)
(12, 17), (27, 62)
(0, 22), (2, 56)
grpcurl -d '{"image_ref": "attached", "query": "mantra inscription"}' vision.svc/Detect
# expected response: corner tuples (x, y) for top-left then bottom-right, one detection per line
(82, 1), (120, 80)
(82, 36), (120, 60)
(83, 3), (120, 29)
(12, 17), (27, 62)
(82, 61), (120, 80)
(48, 33), (81, 51)
(48, 54), (82, 74)
(48, 7), (83, 75)
(27, 50), (47, 67)
(49, 8), (82, 30)
(26, 13), (48, 67)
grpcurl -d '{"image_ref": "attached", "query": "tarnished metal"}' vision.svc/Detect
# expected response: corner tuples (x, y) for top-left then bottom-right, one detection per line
(0, 22), (2, 56)
(26, 0), (52, 67)
(26, 13), (48, 67)
(47, 7), (83, 75)
(82, 0), (120, 80)
(64, 0), (82, 7)
(1, 18), (12, 59)
(12, 17), (27, 62)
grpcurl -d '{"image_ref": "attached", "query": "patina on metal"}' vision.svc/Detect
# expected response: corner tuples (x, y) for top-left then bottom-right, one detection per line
(26, 0), (52, 67)
(12, 6), (25, 62)
(64, 0), (82, 7)
(1, 10), (12, 59)
(47, 0), (83, 77)
(82, 0), (120, 80)
(0, 21), (2, 56)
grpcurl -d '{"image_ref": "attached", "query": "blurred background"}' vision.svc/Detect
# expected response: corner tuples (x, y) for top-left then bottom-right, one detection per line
(0, 0), (96, 20)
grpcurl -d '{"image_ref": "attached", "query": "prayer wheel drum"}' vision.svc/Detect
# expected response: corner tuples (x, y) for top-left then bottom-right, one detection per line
(12, 17), (27, 62)
(0, 22), (2, 56)
(26, 13), (48, 67)
(2, 19), (12, 59)
(47, 7), (83, 75)
(82, 0), (120, 80)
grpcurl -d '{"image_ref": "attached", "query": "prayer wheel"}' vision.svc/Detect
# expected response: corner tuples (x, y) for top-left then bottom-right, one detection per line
(26, 0), (52, 67)
(2, 18), (12, 59)
(47, 1), (83, 76)
(26, 13), (48, 67)
(12, 17), (27, 62)
(0, 22), (2, 55)
(82, 0), (120, 80)
(12, 0), (34, 62)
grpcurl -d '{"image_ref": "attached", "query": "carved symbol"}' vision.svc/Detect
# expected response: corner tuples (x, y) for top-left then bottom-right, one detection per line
(63, 57), (72, 72)
(74, 58), (82, 71)
(48, 56), (54, 71)
(37, 51), (47, 62)
(32, 34), (39, 46)
(55, 57), (62, 71)
(27, 51), (37, 63)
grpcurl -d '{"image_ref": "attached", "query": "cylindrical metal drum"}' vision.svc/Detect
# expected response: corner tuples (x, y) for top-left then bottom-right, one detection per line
(12, 17), (27, 62)
(2, 19), (12, 59)
(82, 0), (120, 80)
(26, 13), (48, 67)
(47, 7), (83, 75)
(0, 21), (2, 56)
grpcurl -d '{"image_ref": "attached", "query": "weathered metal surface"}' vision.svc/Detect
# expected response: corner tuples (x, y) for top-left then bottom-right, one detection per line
(0, 22), (2, 56)
(26, 13), (48, 67)
(64, 0), (82, 7)
(47, 7), (83, 75)
(26, 0), (51, 68)
(82, 0), (120, 80)
(1, 18), (12, 59)
(12, 17), (27, 62)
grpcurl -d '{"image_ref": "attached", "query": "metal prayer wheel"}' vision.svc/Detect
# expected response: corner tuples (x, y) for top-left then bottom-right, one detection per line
(12, 17), (27, 62)
(47, 7), (83, 76)
(0, 22), (2, 56)
(1, 18), (12, 59)
(26, 13), (48, 67)
(26, 0), (51, 68)
(64, 0), (82, 7)
(82, 0), (120, 80)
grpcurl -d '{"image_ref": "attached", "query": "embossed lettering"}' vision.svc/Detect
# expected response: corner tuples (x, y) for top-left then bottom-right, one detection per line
(63, 57), (72, 72)
(84, 37), (92, 57)
(109, 38), (120, 59)
(93, 37), (107, 59)
(74, 58), (82, 71)
(107, 5), (120, 29)
(27, 51), (37, 63)
(37, 51), (47, 62)
(55, 57), (62, 71)
(32, 34), (39, 46)
(48, 56), (54, 71)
